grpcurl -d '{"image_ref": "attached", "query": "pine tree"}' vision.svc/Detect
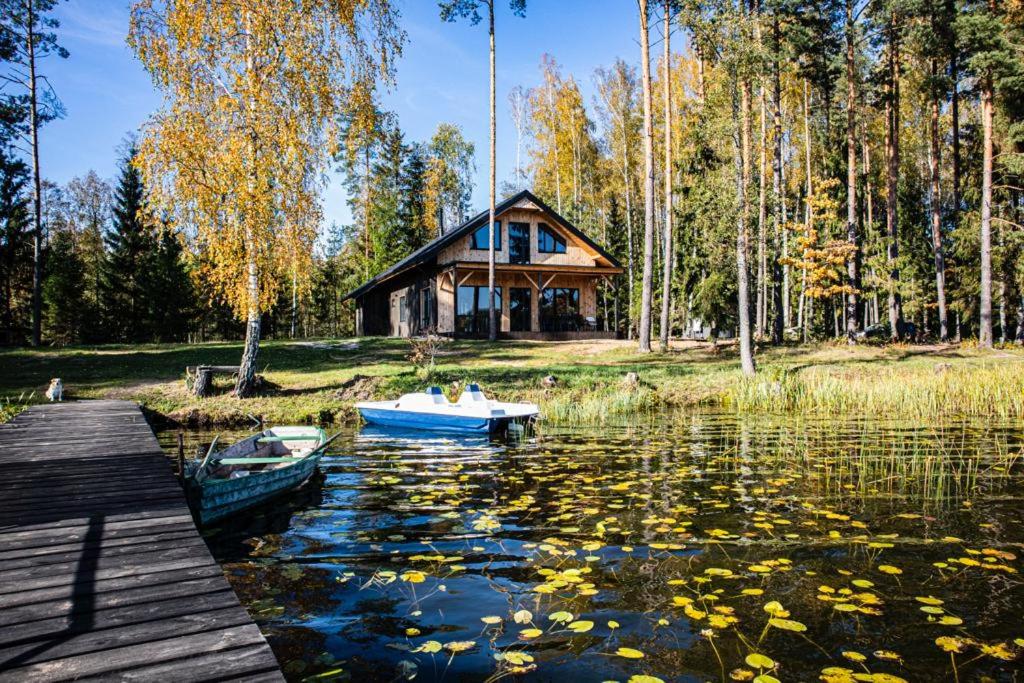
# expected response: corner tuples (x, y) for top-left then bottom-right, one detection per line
(0, 148), (30, 343)
(0, 0), (69, 346)
(957, 0), (1024, 346)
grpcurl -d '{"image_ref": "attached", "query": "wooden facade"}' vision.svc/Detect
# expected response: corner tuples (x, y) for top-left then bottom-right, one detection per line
(346, 190), (623, 339)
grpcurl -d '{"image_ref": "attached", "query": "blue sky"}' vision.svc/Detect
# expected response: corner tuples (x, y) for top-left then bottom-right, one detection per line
(42, 0), (640, 227)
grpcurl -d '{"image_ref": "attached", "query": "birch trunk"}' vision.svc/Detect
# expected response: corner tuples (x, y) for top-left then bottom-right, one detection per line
(658, 1), (674, 351)
(929, 58), (948, 341)
(845, 0), (858, 344)
(236, 16), (262, 398)
(638, 0), (656, 352)
(756, 88), (767, 339)
(622, 124), (636, 340)
(979, 62), (993, 347)
(737, 78), (756, 376)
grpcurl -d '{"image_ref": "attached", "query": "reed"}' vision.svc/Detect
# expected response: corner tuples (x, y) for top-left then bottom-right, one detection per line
(724, 362), (1024, 418)
(539, 385), (661, 425)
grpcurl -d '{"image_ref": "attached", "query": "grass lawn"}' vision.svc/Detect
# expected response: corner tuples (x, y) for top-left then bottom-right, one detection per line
(1, 337), (1022, 425)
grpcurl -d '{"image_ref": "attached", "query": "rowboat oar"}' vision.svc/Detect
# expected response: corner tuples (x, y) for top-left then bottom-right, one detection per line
(314, 431), (344, 454)
(197, 435), (219, 471)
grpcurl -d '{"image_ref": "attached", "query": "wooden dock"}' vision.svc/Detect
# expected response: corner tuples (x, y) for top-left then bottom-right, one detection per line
(0, 401), (283, 681)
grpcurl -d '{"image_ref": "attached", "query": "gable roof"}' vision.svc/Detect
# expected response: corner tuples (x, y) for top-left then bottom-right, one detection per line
(343, 189), (621, 300)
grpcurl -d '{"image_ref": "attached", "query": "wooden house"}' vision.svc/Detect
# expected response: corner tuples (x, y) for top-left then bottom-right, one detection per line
(345, 190), (623, 339)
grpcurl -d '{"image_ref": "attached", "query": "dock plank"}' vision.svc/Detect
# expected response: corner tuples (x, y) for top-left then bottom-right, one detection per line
(0, 401), (283, 681)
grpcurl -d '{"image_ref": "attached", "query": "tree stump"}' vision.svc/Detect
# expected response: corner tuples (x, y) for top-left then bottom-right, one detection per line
(192, 367), (213, 397)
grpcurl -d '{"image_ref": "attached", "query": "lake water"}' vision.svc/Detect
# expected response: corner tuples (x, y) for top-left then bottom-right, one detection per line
(159, 412), (1024, 682)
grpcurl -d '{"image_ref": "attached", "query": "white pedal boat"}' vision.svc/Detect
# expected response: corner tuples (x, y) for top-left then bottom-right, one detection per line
(355, 384), (539, 434)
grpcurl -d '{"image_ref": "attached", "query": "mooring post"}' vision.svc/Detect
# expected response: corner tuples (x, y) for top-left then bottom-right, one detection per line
(177, 431), (185, 482)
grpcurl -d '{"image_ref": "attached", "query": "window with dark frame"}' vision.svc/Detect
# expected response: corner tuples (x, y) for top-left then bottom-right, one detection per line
(537, 223), (566, 254)
(509, 287), (531, 332)
(508, 222), (530, 264)
(470, 221), (501, 251)
(398, 295), (406, 323)
(456, 285), (503, 335)
(539, 287), (579, 331)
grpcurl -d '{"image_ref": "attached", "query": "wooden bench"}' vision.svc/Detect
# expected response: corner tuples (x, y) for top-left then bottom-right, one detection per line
(185, 365), (240, 397)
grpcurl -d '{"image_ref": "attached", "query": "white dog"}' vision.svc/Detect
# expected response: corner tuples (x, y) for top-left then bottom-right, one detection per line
(45, 378), (63, 402)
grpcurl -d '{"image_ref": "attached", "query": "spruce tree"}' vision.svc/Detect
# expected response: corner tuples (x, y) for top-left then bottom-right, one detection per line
(102, 145), (157, 342)
(145, 228), (194, 342)
(398, 142), (429, 251)
(41, 229), (85, 345)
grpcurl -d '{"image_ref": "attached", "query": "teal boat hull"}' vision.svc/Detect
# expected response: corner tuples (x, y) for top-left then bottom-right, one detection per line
(189, 453), (322, 525)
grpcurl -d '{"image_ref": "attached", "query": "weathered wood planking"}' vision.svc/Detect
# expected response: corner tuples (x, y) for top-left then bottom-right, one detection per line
(0, 401), (283, 682)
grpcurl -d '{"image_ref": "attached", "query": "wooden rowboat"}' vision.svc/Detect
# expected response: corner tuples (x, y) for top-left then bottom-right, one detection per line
(186, 426), (335, 525)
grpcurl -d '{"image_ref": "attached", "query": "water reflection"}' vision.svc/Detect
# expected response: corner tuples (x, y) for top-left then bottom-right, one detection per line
(160, 413), (1024, 682)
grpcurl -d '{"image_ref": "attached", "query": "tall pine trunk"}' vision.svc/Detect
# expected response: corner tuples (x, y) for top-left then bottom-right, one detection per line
(638, 0), (655, 352)
(845, 0), (858, 344)
(487, 4), (497, 342)
(949, 0), (961, 233)
(885, 16), (903, 341)
(27, 1), (42, 347)
(659, 1), (674, 351)
(929, 58), (948, 341)
(798, 80), (812, 336)
(770, 14), (783, 344)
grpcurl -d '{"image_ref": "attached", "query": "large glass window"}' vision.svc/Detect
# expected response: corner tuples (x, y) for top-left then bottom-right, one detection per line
(470, 221), (501, 251)
(537, 223), (566, 254)
(509, 222), (530, 264)
(539, 287), (579, 331)
(509, 287), (531, 332)
(456, 285), (502, 335)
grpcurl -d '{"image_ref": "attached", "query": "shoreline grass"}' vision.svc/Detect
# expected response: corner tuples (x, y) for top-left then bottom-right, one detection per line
(0, 338), (1021, 426)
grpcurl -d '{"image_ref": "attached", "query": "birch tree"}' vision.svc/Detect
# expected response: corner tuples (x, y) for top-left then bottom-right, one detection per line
(130, 0), (403, 396)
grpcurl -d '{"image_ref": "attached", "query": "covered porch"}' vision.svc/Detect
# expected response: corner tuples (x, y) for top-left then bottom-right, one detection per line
(437, 262), (620, 339)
